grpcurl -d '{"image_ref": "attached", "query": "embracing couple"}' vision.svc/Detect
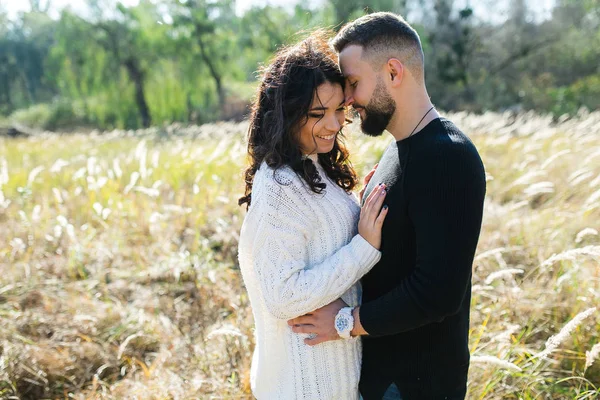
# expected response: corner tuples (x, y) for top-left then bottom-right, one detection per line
(237, 12), (486, 400)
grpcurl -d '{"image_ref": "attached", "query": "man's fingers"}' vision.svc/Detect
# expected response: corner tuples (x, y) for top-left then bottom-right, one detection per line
(289, 315), (314, 326)
(287, 313), (314, 325)
(304, 336), (326, 346)
(291, 324), (315, 334)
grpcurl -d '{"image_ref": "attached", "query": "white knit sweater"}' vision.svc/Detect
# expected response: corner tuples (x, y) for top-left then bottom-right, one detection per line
(238, 156), (381, 400)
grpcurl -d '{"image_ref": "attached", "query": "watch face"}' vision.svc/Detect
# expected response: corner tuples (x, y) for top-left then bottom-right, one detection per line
(336, 316), (350, 332)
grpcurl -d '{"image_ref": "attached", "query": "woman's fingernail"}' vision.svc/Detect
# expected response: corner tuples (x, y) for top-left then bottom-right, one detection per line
(383, 205), (388, 209)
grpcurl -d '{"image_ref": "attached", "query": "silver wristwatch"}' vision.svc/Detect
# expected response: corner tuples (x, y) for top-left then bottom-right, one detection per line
(334, 307), (355, 339)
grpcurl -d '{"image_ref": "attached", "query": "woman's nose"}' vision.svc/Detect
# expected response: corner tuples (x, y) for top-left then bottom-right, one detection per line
(325, 115), (342, 132)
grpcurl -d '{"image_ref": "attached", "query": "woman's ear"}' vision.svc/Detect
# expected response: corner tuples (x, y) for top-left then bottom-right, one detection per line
(387, 58), (404, 87)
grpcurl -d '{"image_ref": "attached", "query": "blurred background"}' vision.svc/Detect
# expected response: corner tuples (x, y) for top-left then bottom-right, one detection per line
(0, 0), (598, 132)
(1, 1), (599, 399)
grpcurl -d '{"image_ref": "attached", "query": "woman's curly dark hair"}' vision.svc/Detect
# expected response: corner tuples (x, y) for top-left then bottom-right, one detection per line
(239, 32), (358, 209)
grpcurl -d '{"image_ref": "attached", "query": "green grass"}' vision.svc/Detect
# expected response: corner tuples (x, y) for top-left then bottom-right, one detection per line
(0, 112), (599, 399)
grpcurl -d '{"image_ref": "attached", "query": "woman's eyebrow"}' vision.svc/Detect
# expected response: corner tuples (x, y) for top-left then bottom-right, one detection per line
(309, 100), (345, 111)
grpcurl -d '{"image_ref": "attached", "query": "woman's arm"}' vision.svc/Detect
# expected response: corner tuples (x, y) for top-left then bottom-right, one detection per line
(249, 174), (385, 320)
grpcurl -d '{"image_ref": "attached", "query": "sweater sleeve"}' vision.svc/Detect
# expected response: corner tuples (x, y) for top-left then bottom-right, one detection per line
(359, 143), (486, 336)
(250, 172), (381, 320)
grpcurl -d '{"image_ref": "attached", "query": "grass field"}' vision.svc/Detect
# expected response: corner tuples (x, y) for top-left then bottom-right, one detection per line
(1, 111), (599, 399)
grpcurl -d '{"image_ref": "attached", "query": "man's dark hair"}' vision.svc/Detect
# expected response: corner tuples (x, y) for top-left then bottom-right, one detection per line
(331, 12), (424, 82)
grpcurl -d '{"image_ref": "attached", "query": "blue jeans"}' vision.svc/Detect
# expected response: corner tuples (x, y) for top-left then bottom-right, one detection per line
(382, 383), (402, 400)
(360, 383), (402, 400)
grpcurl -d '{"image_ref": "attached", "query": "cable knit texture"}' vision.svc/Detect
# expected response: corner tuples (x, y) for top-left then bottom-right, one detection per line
(238, 155), (381, 400)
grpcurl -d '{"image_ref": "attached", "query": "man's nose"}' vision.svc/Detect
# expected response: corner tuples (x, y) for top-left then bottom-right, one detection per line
(344, 93), (354, 107)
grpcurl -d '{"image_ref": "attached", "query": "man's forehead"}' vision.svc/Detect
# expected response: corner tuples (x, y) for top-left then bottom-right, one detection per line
(338, 45), (364, 76)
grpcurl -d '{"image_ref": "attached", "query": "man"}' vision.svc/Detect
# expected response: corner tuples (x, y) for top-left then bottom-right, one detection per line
(287, 12), (486, 400)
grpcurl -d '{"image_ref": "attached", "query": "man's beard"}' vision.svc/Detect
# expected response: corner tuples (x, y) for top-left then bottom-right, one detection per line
(357, 78), (396, 137)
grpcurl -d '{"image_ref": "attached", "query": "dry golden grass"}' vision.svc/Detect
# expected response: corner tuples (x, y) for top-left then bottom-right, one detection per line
(0, 111), (599, 399)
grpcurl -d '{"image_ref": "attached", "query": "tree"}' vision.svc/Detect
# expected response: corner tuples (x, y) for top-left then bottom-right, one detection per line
(427, 0), (474, 87)
(89, 1), (167, 127)
(0, 8), (57, 113)
(171, 0), (238, 114)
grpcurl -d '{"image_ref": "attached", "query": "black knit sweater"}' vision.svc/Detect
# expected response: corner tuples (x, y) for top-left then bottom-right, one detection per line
(358, 118), (486, 400)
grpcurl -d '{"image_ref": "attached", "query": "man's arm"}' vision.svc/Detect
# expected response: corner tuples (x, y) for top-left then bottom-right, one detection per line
(357, 145), (486, 337)
(351, 306), (367, 336)
(290, 142), (486, 343)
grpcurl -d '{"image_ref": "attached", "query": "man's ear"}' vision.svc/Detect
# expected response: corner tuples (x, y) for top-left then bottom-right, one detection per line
(387, 58), (404, 87)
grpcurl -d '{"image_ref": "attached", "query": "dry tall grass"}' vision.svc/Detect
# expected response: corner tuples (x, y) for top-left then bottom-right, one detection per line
(0, 111), (599, 399)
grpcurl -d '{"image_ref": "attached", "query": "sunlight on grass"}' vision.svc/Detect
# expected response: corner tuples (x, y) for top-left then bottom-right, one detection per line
(0, 112), (599, 399)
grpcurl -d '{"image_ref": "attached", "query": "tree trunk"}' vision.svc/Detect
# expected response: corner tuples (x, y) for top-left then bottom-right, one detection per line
(0, 71), (13, 110)
(123, 58), (151, 128)
(194, 25), (225, 112)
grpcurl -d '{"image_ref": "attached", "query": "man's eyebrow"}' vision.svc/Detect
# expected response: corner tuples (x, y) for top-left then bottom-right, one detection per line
(309, 100), (345, 111)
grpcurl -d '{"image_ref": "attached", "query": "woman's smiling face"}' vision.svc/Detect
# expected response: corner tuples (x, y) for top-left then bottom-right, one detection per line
(297, 81), (346, 156)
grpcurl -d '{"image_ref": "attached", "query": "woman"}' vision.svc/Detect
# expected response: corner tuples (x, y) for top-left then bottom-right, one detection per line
(237, 33), (388, 399)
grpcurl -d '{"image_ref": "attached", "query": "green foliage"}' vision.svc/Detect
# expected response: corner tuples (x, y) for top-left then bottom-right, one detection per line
(7, 104), (53, 129)
(0, 0), (599, 130)
(7, 100), (88, 131)
(548, 75), (600, 116)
